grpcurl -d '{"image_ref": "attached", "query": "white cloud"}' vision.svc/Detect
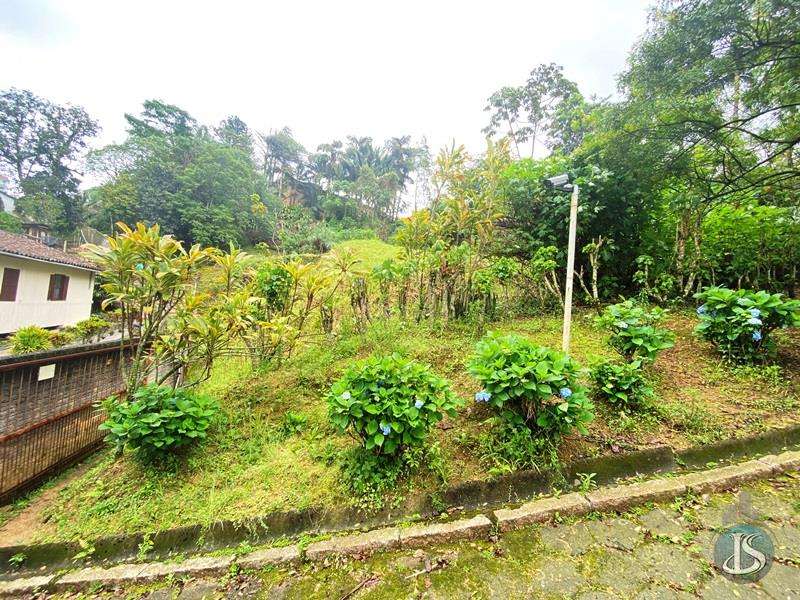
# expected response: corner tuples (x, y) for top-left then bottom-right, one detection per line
(0, 0), (651, 158)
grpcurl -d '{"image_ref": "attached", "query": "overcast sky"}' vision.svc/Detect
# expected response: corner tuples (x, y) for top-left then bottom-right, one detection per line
(0, 0), (653, 158)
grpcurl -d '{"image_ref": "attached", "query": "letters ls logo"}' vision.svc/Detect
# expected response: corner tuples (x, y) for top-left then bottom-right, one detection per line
(721, 532), (768, 576)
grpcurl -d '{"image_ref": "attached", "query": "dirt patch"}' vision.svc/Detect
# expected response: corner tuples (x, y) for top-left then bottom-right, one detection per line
(0, 457), (97, 546)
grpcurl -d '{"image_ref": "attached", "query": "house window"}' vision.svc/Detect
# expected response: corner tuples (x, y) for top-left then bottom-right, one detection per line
(0, 268), (20, 301)
(47, 274), (70, 301)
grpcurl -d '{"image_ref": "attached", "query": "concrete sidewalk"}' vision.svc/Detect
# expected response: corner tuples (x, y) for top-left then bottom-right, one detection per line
(2, 454), (799, 598)
(162, 475), (800, 598)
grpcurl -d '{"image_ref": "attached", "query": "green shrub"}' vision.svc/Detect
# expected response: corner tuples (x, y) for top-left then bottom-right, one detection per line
(48, 330), (76, 348)
(590, 359), (653, 409)
(100, 384), (220, 458)
(279, 411), (308, 437)
(694, 287), (800, 363)
(491, 257), (521, 283)
(327, 354), (460, 456)
(461, 417), (555, 477)
(0, 211), (23, 233)
(254, 263), (293, 313)
(594, 300), (674, 362)
(70, 315), (113, 343)
(340, 442), (446, 511)
(467, 332), (594, 438)
(9, 326), (53, 355)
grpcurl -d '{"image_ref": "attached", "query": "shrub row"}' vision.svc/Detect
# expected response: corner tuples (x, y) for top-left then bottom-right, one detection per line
(98, 290), (798, 493)
(6, 315), (114, 355)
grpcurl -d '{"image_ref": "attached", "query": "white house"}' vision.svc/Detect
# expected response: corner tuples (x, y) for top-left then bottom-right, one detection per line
(0, 230), (98, 335)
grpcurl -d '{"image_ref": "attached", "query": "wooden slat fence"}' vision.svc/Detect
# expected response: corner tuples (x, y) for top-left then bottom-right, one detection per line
(0, 340), (131, 504)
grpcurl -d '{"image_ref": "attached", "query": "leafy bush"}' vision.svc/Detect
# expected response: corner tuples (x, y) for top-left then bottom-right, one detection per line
(341, 442), (446, 511)
(279, 411), (308, 437)
(327, 354), (460, 456)
(343, 449), (404, 508)
(594, 300), (674, 361)
(100, 384), (220, 457)
(66, 315), (113, 343)
(254, 263), (293, 313)
(274, 206), (377, 254)
(9, 326), (53, 355)
(694, 287), (800, 362)
(590, 359), (653, 409)
(467, 332), (594, 438)
(0, 211), (23, 233)
(48, 330), (76, 347)
(460, 417), (555, 477)
(491, 257), (521, 283)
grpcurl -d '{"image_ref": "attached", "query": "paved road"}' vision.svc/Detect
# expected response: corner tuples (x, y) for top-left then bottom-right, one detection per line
(128, 475), (800, 599)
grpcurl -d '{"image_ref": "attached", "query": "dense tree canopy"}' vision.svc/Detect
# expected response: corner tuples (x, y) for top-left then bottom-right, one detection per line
(621, 0), (799, 201)
(0, 0), (796, 299)
(0, 88), (99, 233)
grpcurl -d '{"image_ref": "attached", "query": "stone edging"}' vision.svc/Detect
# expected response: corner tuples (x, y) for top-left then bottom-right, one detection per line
(3, 422), (799, 578)
(2, 449), (798, 597)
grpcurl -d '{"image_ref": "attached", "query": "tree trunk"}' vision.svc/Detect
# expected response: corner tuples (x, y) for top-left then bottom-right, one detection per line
(675, 211), (689, 291)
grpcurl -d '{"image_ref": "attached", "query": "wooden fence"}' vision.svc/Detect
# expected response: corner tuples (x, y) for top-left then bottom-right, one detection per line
(0, 340), (130, 504)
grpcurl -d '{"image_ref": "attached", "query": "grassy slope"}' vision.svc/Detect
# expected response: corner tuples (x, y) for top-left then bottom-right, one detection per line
(334, 238), (402, 269)
(9, 239), (800, 543)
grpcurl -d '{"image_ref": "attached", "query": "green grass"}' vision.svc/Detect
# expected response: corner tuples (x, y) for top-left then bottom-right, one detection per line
(333, 238), (402, 270)
(14, 247), (800, 542)
(35, 312), (599, 541)
(33, 305), (800, 543)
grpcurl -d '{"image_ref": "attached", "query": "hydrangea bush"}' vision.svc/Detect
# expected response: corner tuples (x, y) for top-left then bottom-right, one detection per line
(594, 300), (674, 362)
(590, 359), (653, 409)
(467, 332), (594, 438)
(100, 384), (220, 458)
(327, 354), (460, 456)
(694, 287), (800, 362)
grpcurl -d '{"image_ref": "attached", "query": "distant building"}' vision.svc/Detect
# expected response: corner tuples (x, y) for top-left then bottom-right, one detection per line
(0, 190), (16, 214)
(0, 230), (98, 335)
(21, 222), (59, 247)
(0, 174), (15, 214)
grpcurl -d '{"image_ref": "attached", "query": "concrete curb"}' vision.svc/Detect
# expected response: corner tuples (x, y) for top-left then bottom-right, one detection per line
(490, 448), (800, 535)
(494, 492), (590, 531)
(1, 449), (798, 596)
(306, 527), (400, 560)
(399, 515), (493, 549)
(5, 424), (800, 575)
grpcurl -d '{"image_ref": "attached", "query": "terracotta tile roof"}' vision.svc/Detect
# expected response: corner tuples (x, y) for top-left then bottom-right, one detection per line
(0, 230), (98, 271)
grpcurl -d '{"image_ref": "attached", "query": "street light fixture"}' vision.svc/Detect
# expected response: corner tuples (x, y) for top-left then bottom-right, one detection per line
(543, 174), (579, 355)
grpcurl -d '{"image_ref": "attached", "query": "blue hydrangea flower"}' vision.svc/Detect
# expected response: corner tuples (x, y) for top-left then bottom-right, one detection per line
(747, 317), (762, 326)
(616, 321), (629, 329)
(750, 308), (761, 318)
(696, 305), (707, 315)
(135, 263), (144, 270)
(559, 387), (573, 399)
(380, 424), (391, 436)
(341, 391), (351, 400)
(475, 390), (492, 403)
(414, 399), (424, 409)
(752, 331), (762, 342)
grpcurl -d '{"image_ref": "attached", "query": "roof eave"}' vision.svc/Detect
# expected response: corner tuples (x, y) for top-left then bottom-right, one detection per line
(0, 250), (100, 272)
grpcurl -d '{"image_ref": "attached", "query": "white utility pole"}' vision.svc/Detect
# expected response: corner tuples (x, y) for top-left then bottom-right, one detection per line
(562, 184), (579, 355)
